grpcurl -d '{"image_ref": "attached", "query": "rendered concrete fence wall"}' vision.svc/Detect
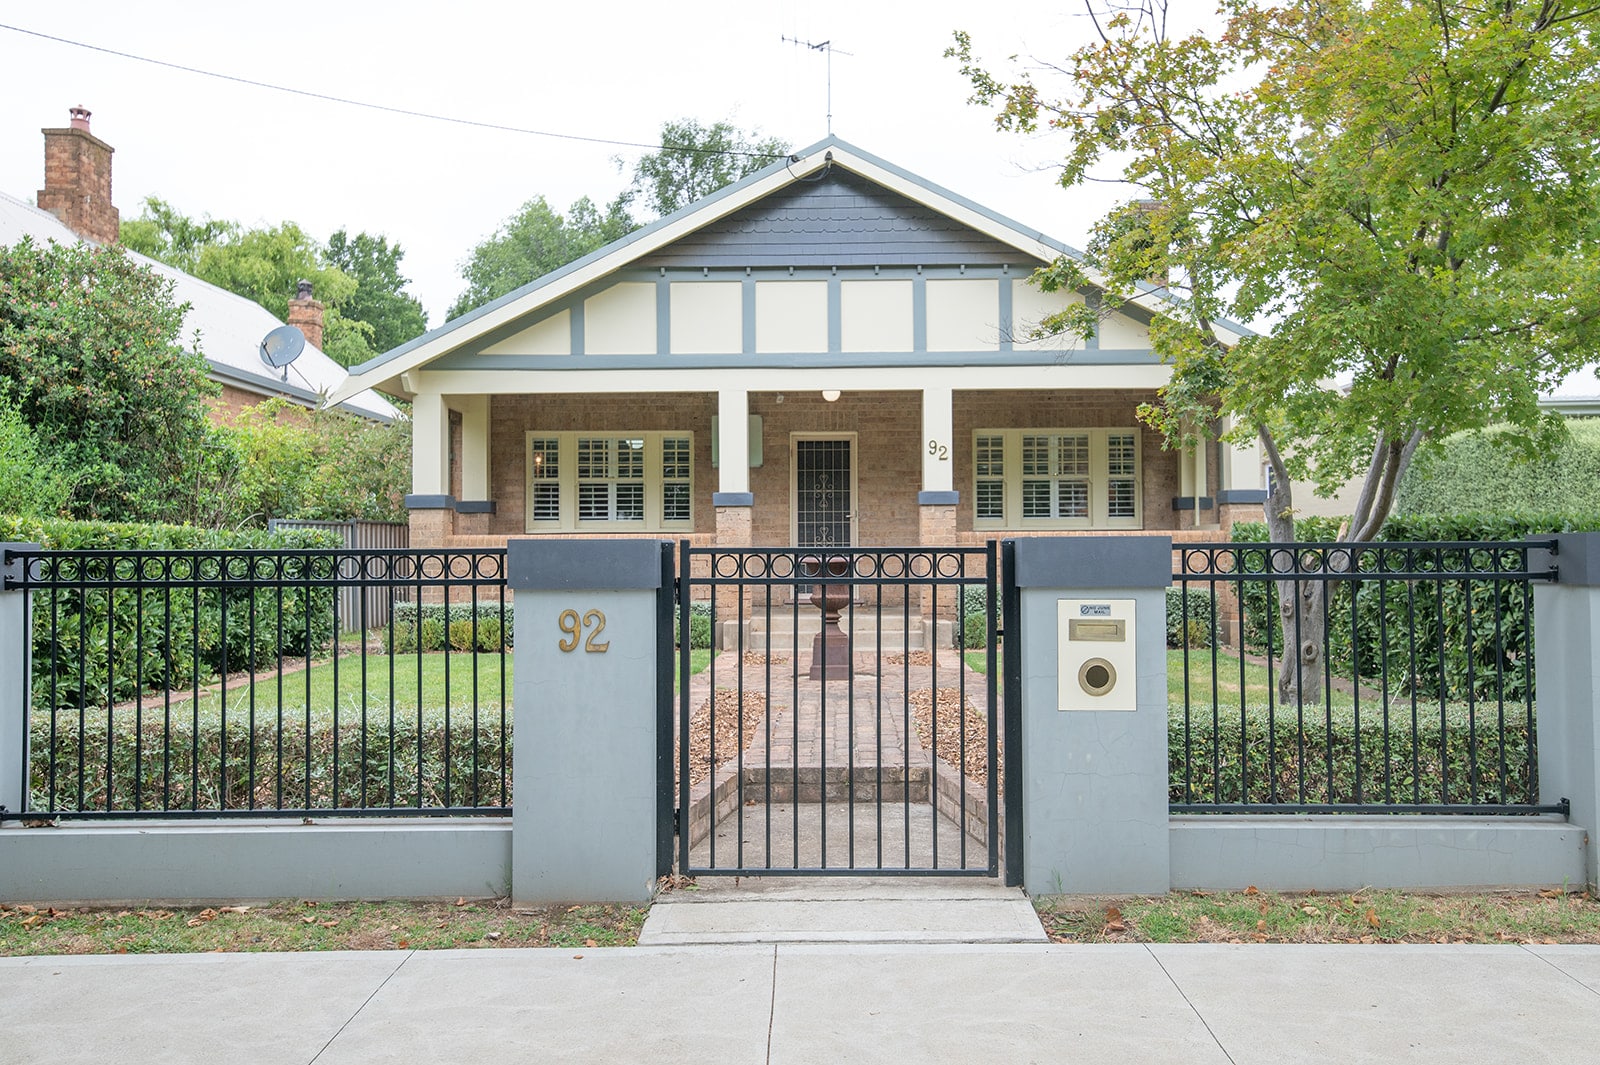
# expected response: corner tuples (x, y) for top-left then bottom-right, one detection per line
(1015, 535), (1593, 895)
(0, 539), (671, 906)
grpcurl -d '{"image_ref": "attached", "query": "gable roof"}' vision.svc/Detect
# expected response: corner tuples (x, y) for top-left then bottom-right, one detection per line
(0, 190), (398, 422)
(332, 136), (1255, 403)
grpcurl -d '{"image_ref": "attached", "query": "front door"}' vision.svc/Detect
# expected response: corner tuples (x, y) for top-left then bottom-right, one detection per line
(794, 437), (853, 548)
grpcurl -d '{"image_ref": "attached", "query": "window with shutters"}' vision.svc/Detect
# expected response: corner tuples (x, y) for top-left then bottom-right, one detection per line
(972, 428), (1141, 529)
(525, 431), (693, 531)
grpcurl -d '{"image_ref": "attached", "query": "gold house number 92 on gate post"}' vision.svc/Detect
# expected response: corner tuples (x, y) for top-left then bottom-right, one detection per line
(557, 609), (610, 653)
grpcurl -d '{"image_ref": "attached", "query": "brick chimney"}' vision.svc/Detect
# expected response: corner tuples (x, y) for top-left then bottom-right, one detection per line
(286, 279), (325, 350)
(37, 106), (120, 245)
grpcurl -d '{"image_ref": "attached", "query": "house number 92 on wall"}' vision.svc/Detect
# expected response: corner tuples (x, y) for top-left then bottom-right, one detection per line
(557, 609), (609, 653)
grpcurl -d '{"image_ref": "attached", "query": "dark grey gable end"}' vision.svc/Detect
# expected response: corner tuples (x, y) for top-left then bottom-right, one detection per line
(637, 168), (1033, 270)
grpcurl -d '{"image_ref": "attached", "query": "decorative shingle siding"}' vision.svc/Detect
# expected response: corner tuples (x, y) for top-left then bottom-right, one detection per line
(638, 169), (1035, 269)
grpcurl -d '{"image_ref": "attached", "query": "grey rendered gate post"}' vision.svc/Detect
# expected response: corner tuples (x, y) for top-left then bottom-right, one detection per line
(1531, 534), (1600, 891)
(0, 545), (37, 819)
(1010, 536), (1173, 894)
(509, 539), (670, 904)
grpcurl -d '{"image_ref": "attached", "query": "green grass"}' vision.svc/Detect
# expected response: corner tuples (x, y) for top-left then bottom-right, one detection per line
(43, 645), (718, 722)
(1035, 888), (1600, 944)
(1168, 647), (1358, 711)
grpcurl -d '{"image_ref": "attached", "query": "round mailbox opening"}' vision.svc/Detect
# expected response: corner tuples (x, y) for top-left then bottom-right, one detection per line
(1078, 658), (1116, 697)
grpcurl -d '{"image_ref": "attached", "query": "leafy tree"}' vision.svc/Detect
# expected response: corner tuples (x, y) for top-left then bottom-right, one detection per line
(323, 229), (429, 353)
(119, 196), (235, 274)
(623, 118), (789, 219)
(0, 395), (74, 518)
(953, 0), (1600, 699)
(0, 237), (216, 522)
(448, 194), (634, 320)
(208, 399), (410, 524)
(121, 199), (426, 367)
(448, 119), (789, 319)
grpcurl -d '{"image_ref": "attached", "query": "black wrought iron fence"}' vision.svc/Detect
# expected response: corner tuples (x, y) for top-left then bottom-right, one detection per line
(2, 546), (510, 820)
(1170, 540), (1564, 814)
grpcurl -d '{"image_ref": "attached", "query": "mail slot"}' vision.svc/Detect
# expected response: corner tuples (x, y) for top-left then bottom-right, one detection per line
(1058, 599), (1136, 711)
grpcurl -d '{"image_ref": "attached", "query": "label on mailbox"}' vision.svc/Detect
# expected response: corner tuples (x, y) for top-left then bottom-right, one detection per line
(1079, 604), (1112, 617)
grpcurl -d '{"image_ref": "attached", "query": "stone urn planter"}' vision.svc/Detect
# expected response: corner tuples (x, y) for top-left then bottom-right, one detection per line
(799, 553), (852, 680)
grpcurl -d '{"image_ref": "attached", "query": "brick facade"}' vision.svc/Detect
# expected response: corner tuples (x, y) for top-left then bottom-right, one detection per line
(406, 387), (1233, 553)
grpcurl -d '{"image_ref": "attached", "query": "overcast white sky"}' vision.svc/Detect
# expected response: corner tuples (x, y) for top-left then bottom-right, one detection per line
(0, 2), (1165, 327)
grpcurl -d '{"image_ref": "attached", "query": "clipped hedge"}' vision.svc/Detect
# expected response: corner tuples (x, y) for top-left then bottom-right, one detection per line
(8, 517), (343, 711)
(1396, 419), (1600, 516)
(28, 714), (510, 814)
(1169, 703), (1534, 807)
(673, 602), (712, 650)
(1165, 587), (1216, 648)
(387, 602), (514, 653)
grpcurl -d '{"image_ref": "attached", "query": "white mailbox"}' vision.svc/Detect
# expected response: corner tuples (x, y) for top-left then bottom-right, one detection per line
(1058, 599), (1137, 711)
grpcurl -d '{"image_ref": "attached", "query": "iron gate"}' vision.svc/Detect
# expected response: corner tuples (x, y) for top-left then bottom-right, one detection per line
(672, 543), (1015, 878)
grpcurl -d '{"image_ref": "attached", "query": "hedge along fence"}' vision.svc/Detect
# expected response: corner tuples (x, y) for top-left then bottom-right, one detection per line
(1226, 515), (1585, 703)
(27, 713), (510, 816)
(387, 601), (513, 654)
(1170, 702), (1534, 809)
(4, 517), (344, 712)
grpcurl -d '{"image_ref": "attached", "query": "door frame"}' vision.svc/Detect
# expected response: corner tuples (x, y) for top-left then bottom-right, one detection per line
(788, 432), (859, 548)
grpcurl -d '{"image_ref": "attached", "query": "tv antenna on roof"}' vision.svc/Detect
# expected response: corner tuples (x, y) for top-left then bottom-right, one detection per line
(782, 36), (852, 136)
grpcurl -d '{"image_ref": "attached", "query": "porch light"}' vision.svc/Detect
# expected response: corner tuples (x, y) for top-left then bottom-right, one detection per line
(821, 389), (840, 402)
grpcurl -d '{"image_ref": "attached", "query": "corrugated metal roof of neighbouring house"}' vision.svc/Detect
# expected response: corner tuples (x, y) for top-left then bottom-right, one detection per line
(0, 190), (398, 423)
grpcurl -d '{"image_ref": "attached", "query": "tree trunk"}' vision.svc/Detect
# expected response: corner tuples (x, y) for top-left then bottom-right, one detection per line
(1259, 427), (1326, 704)
(1262, 427), (1423, 707)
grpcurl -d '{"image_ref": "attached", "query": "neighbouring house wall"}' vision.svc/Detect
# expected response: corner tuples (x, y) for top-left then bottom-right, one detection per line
(208, 385), (311, 425)
(486, 392), (719, 538)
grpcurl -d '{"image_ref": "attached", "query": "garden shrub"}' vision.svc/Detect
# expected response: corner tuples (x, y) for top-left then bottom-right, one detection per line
(1228, 513), (1598, 703)
(8, 517), (341, 710)
(29, 714), (511, 815)
(1165, 587), (1215, 648)
(960, 584), (990, 649)
(1168, 702), (1533, 807)
(675, 602), (712, 649)
(386, 602), (514, 653)
(1395, 419), (1600, 516)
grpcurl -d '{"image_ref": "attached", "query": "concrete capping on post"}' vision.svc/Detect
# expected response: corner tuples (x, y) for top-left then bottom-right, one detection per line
(1011, 535), (1173, 589)
(507, 539), (665, 591)
(403, 493), (456, 510)
(1534, 531), (1600, 586)
(0, 820), (511, 904)
(453, 499), (497, 514)
(917, 491), (960, 506)
(1215, 489), (1268, 505)
(711, 492), (754, 507)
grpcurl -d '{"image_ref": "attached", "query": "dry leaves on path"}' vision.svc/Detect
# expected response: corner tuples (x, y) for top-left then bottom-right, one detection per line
(908, 687), (997, 784)
(684, 689), (767, 786)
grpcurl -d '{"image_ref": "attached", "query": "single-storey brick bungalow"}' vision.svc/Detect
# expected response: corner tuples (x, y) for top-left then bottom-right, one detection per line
(330, 137), (1267, 553)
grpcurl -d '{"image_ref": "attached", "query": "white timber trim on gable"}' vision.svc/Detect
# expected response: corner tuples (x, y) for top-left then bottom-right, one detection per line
(331, 138), (1251, 406)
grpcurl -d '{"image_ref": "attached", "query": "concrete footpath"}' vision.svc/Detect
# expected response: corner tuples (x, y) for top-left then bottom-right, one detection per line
(3, 941), (1598, 1064)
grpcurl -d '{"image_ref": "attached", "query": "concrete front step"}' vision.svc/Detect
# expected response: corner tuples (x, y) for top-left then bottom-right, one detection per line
(638, 876), (1046, 945)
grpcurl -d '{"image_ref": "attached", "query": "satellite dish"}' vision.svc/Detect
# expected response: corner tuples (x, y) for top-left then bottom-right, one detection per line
(259, 325), (306, 372)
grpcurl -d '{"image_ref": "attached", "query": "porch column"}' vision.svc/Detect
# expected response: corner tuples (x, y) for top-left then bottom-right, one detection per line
(1175, 420), (1214, 531)
(454, 396), (495, 535)
(919, 386), (959, 646)
(406, 389), (454, 547)
(712, 389), (753, 646)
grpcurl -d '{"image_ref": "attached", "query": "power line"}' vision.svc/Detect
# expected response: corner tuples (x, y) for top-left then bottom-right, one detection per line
(0, 21), (789, 162)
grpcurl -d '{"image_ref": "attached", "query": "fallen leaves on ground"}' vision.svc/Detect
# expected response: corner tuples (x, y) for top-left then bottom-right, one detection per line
(685, 689), (768, 786)
(907, 687), (998, 784)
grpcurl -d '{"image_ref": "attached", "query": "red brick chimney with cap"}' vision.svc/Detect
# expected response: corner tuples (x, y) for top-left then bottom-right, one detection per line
(286, 279), (325, 350)
(37, 106), (120, 245)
